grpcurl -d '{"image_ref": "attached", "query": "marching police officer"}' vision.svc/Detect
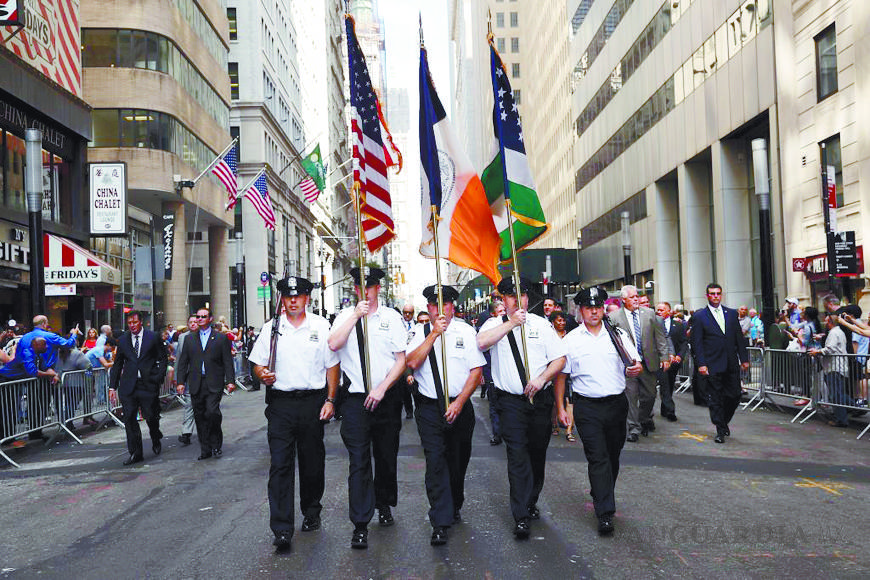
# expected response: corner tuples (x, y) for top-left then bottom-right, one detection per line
(327, 266), (407, 549)
(477, 277), (566, 539)
(555, 286), (641, 536)
(405, 285), (485, 546)
(249, 276), (340, 553)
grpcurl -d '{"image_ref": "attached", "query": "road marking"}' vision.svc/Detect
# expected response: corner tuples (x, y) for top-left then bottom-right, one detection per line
(794, 477), (852, 496)
(679, 431), (707, 442)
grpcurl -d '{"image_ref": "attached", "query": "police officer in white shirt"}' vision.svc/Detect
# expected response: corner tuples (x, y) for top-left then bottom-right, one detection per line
(406, 284), (485, 547)
(327, 266), (407, 549)
(555, 286), (642, 536)
(477, 277), (567, 539)
(249, 276), (340, 553)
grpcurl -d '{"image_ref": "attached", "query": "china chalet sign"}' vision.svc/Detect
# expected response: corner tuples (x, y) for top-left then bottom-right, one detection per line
(89, 162), (127, 235)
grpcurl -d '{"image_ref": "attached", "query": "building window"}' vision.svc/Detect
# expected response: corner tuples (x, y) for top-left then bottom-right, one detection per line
(512, 63), (520, 78)
(496, 12), (504, 28)
(227, 8), (238, 41)
(510, 12), (518, 27)
(819, 134), (843, 208)
(815, 24), (837, 101)
(511, 37), (519, 53)
(513, 89), (521, 105)
(189, 267), (204, 293)
(228, 62), (239, 100)
(186, 231), (204, 241)
(497, 38), (505, 53)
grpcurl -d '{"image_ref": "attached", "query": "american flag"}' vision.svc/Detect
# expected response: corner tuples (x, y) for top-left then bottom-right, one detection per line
(346, 14), (395, 253)
(300, 177), (320, 203)
(242, 171), (276, 230)
(212, 144), (238, 206)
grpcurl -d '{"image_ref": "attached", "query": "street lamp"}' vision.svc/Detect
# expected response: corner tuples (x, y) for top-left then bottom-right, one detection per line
(576, 230), (582, 292)
(621, 211), (631, 286)
(751, 138), (776, 341)
(25, 129), (45, 317)
(235, 232), (246, 340)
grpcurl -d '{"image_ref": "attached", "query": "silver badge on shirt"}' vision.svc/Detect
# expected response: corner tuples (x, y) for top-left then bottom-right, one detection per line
(455, 336), (464, 349)
(309, 330), (319, 342)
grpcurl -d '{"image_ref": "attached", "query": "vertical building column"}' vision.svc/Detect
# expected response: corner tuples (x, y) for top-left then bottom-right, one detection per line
(209, 225), (230, 322)
(678, 162), (714, 310)
(652, 181), (681, 306)
(163, 201), (187, 327)
(712, 139), (754, 306)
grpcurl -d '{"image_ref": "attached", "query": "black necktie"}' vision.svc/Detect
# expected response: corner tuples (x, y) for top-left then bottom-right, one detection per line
(133, 334), (140, 357)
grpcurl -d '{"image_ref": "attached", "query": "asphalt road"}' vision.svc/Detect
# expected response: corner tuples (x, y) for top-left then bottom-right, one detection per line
(1, 388), (869, 580)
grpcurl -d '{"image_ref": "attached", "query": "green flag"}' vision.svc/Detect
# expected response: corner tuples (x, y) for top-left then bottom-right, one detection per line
(301, 145), (326, 191)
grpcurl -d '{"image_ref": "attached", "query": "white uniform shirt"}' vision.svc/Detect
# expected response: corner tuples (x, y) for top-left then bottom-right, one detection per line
(406, 319), (486, 399)
(562, 322), (639, 398)
(331, 306), (406, 394)
(248, 313), (338, 392)
(479, 312), (567, 395)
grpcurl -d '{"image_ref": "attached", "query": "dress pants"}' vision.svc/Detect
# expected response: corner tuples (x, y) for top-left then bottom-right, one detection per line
(495, 388), (554, 521)
(488, 384), (501, 438)
(178, 393), (195, 436)
(266, 391), (326, 536)
(339, 387), (402, 526)
(415, 395), (475, 527)
(657, 364), (679, 417)
(119, 381), (162, 457)
(192, 388), (223, 454)
(624, 369), (657, 434)
(573, 393), (628, 518)
(705, 368), (741, 432)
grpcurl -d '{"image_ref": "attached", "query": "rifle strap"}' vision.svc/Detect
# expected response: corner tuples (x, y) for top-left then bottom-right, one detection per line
(502, 315), (527, 387)
(355, 319), (369, 393)
(423, 323), (446, 405)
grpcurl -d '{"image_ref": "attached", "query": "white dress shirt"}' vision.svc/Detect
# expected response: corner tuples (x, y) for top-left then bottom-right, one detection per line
(406, 319), (486, 399)
(562, 322), (639, 398)
(248, 313), (338, 391)
(331, 306), (406, 394)
(479, 312), (566, 395)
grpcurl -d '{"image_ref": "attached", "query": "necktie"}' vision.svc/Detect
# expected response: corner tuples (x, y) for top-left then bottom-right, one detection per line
(133, 333), (140, 357)
(714, 309), (725, 333)
(632, 310), (643, 358)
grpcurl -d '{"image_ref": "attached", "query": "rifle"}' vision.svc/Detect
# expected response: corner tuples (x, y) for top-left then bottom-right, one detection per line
(266, 270), (286, 372)
(603, 315), (636, 367)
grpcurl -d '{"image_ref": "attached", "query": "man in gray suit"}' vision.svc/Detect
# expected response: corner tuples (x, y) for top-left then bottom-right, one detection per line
(174, 314), (198, 445)
(608, 285), (669, 442)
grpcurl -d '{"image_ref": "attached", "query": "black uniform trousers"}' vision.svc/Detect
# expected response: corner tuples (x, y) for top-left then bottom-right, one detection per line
(339, 386), (402, 526)
(192, 388), (223, 455)
(120, 380), (162, 458)
(495, 387), (554, 521)
(265, 389), (326, 536)
(415, 394), (475, 528)
(657, 363), (679, 417)
(573, 392), (628, 518)
(704, 368), (741, 433)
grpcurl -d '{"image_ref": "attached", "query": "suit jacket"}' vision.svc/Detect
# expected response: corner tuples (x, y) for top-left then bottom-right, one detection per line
(109, 329), (167, 396)
(665, 318), (689, 362)
(609, 306), (668, 372)
(176, 327), (234, 396)
(689, 305), (748, 374)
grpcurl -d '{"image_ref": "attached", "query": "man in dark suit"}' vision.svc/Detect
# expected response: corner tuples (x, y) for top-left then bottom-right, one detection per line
(109, 310), (168, 465)
(176, 307), (235, 460)
(655, 302), (688, 421)
(689, 283), (749, 443)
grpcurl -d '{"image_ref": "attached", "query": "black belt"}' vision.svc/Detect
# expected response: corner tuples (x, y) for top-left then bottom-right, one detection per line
(418, 394), (458, 405)
(573, 392), (624, 403)
(496, 385), (552, 400)
(270, 388), (325, 399)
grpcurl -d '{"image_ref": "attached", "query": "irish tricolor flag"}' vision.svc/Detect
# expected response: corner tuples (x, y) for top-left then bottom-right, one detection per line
(418, 43), (501, 284)
(481, 39), (549, 262)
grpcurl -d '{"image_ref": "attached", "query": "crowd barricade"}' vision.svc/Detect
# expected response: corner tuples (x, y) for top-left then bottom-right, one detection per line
(809, 352), (869, 438)
(0, 376), (70, 468)
(233, 352), (251, 392)
(58, 368), (125, 434)
(740, 347), (766, 410)
(674, 349), (694, 394)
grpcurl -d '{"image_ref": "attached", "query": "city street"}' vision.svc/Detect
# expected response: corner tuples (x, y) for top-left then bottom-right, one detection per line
(1, 389), (869, 579)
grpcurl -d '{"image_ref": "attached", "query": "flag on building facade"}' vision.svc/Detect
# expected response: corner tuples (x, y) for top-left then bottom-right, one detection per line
(346, 14), (395, 253)
(299, 145), (327, 203)
(419, 44), (501, 284)
(242, 169), (276, 230)
(211, 143), (239, 208)
(481, 40), (549, 262)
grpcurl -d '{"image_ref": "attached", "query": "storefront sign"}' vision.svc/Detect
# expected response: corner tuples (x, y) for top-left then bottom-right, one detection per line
(0, 96), (74, 158)
(45, 283), (75, 296)
(826, 166), (837, 231)
(803, 244), (864, 282)
(833, 231), (858, 277)
(0, 1), (23, 26)
(791, 258), (806, 272)
(89, 162), (127, 235)
(0, 241), (29, 266)
(161, 211), (174, 280)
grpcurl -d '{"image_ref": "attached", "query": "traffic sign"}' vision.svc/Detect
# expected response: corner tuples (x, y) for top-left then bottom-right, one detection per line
(260, 271), (270, 286)
(256, 285), (272, 303)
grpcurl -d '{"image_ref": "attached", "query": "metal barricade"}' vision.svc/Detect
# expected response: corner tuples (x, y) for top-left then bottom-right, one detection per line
(674, 348), (695, 394)
(0, 376), (67, 468)
(754, 349), (816, 419)
(807, 352), (869, 438)
(58, 368), (124, 433)
(740, 347), (766, 410)
(233, 352), (251, 392)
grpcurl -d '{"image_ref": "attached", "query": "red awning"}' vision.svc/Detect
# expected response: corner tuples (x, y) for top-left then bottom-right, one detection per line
(43, 233), (121, 286)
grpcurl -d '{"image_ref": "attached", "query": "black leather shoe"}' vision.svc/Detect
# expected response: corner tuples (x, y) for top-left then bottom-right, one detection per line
(664, 414), (678, 422)
(351, 526), (368, 549)
(453, 509), (462, 524)
(212, 448), (222, 458)
(489, 436), (502, 446)
(197, 451), (213, 460)
(626, 433), (639, 443)
(301, 515), (321, 532)
(640, 426), (649, 437)
(714, 433), (725, 444)
(178, 434), (191, 446)
(152, 440), (162, 456)
(646, 422), (656, 432)
(123, 454), (143, 466)
(514, 518), (531, 539)
(430, 526), (448, 546)
(273, 531), (292, 553)
(378, 506), (394, 527)
(528, 505), (540, 520)
(723, 427), (731, 436)
(598, 515), (614, 536)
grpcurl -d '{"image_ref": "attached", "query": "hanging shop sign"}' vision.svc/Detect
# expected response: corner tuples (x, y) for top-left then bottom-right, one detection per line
(161, 211), (174, 280)
(89, 162), (127, 235)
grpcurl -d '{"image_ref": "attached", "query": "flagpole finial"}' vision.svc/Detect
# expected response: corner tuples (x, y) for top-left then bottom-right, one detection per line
(419, 13), (424, 47)
(487, 8), (493, 39)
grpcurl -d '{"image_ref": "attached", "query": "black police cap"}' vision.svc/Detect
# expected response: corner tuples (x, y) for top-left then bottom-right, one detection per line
(277, 276), (314, 296)
(496, 276), (532, 296)
(574, 286), (609, 307)
(349, 266), (386, 287)
(422, 284), (459, 303)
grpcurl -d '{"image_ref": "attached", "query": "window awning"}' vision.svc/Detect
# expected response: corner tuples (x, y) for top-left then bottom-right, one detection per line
(43, 233), (121, 286)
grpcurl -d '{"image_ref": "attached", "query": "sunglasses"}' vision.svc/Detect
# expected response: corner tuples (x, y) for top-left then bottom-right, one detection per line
(196, 314), (209, 318)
